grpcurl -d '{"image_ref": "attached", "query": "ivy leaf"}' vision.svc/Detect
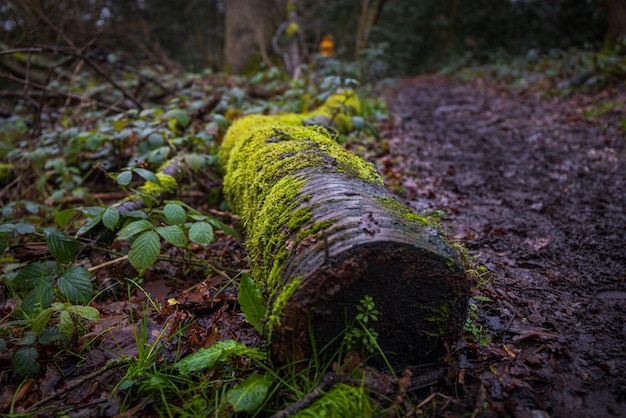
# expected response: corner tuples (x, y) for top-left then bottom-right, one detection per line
(156, 225), (187, 248)
(44, 227), (81, 264)
(163, 203), (186, 225)
(133, 168), (161, 185)
(226, 374), (272, 412)
(117, 170), (133, 186)
(102, 207), (120, 230)
(238, 274), (266, 334)
(128, 230), (160, 273)
(58, 266), (93, 304)
(117, 219), (153, 240)
(188, 221), (214, 245)
(12, 347), (39, 376)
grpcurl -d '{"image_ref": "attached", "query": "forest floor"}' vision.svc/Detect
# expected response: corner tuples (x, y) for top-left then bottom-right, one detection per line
(2, 73), (625, 418)
(376, 75), (626, 417)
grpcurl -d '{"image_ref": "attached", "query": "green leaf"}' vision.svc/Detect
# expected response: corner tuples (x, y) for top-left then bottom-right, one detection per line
(188, 221), (214, 245)
(117, 219), (153, 240)
(128, 230), (160, 273)
(226, 374), (272, 412)
(117, 170), (133, 186)
(58, 266), (93, 304)
(175, 340), (263, 374)
(238, 274), (266, 334)
(55, 208), (79, 229)
(102, 207), (120, 230)
(58, 310), (74, 338)
(0, 234), (7, 254)
(44, 227), (81, 264)
(66, 305), (100, 321)
(133, 168), (161, 184)
(20, 281), (54, 318)
(31, 307), (54, 334)
(163, 203), (186, 225)
(76, 215), (102, 236)
(156, 225), (187, 247)
(13, 347), (40, 376)
(209, 218), (241, 241)
(14, 261), (57, 290)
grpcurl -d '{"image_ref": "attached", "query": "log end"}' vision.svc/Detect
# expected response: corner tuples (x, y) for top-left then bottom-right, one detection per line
(270, 238), (468, 367)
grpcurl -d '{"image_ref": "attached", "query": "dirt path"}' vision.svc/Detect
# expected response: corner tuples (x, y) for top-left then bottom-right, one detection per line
(382, 76), (626, 417)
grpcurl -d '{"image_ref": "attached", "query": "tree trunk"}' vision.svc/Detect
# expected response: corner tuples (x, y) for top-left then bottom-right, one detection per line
(224, 0), (275, 73)
(603, 0), (626, 49)
(220, 92), (469, 366)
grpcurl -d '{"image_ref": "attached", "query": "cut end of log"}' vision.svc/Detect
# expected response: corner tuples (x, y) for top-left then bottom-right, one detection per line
(268, 173), (468, 366)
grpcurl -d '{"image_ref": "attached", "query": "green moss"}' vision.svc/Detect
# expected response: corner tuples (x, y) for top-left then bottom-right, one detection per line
(267, 276), (302, 335)
(220, 90), (381, 332)
(296, 219), (335, 241)
(376, 196), (430, 225)
(423, 303), (451, 338)
(294, 383), (373, 418)
(139, 172), (178, 196)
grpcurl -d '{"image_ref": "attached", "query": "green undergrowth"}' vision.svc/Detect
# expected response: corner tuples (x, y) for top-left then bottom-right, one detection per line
(0, 62), (397, 415)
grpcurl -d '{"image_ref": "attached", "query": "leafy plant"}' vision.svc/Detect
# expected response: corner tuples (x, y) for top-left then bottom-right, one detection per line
(464, 295), (492, 347)
(343, 295), (380, 354)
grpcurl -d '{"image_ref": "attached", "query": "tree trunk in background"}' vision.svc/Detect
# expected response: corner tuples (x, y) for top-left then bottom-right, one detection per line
(603, 0), (626, 48)
(224, 0), (275, 73)
(354, 0), (386, 58)
(220, 93), (469, 366)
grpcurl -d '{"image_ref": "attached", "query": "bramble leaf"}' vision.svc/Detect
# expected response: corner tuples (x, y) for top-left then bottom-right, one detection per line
(58, 266), (93, 304)
(238, 274), (266, 334)
(102, 207), (120, 230)
(128, 230), (160, 273)
(226, 374), (272, 412)
(44, 227), (81, 264)
(156, 225), (187, 247)
(188, 221), (213, 244)
(13, 347), (39, 376)
(163, 203), (186, 225)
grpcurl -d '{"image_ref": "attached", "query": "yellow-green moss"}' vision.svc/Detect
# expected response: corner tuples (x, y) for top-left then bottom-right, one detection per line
(294, 383), (373, 418)
(423, 303), (451, 338)
(139, 172), (178, 196)
(220, 90), (378, 333)
(296, 219), (335, 241)
(267, 276), (302, 334)
(376, 196), (430, 225)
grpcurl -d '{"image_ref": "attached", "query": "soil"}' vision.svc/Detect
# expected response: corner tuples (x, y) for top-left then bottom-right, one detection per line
(380, 76), (626, 417)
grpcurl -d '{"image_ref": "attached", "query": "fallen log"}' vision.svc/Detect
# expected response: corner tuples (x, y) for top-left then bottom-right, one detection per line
(220, 92), (468, 366)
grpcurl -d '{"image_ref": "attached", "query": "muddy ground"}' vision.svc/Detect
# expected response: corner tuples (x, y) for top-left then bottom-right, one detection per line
(380, 76), (626, 417)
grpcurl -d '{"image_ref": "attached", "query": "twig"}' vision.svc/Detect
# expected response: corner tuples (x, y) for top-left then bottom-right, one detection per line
(88, 255), (129, 273)
(25, 357), (132, 413)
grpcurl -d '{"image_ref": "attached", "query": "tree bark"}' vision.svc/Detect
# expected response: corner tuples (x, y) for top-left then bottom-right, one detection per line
(603, 0), (626, 49)
(220, 92), (469, 366)
(224, 0), (275, 74)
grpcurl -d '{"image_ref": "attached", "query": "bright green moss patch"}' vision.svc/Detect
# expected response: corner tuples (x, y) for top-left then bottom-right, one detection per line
(139, 172), (178, 195)
(267, 276), (302, 335)
(376, 196), (430, 225)
(220, 90), (380, 335)
(294, 383), (373, 418)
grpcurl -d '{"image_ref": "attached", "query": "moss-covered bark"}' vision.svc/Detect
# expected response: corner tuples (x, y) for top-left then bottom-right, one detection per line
(220, 91), (468, 366)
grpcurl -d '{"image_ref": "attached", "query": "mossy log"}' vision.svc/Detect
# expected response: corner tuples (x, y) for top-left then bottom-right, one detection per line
(220, 92), (468, 366)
